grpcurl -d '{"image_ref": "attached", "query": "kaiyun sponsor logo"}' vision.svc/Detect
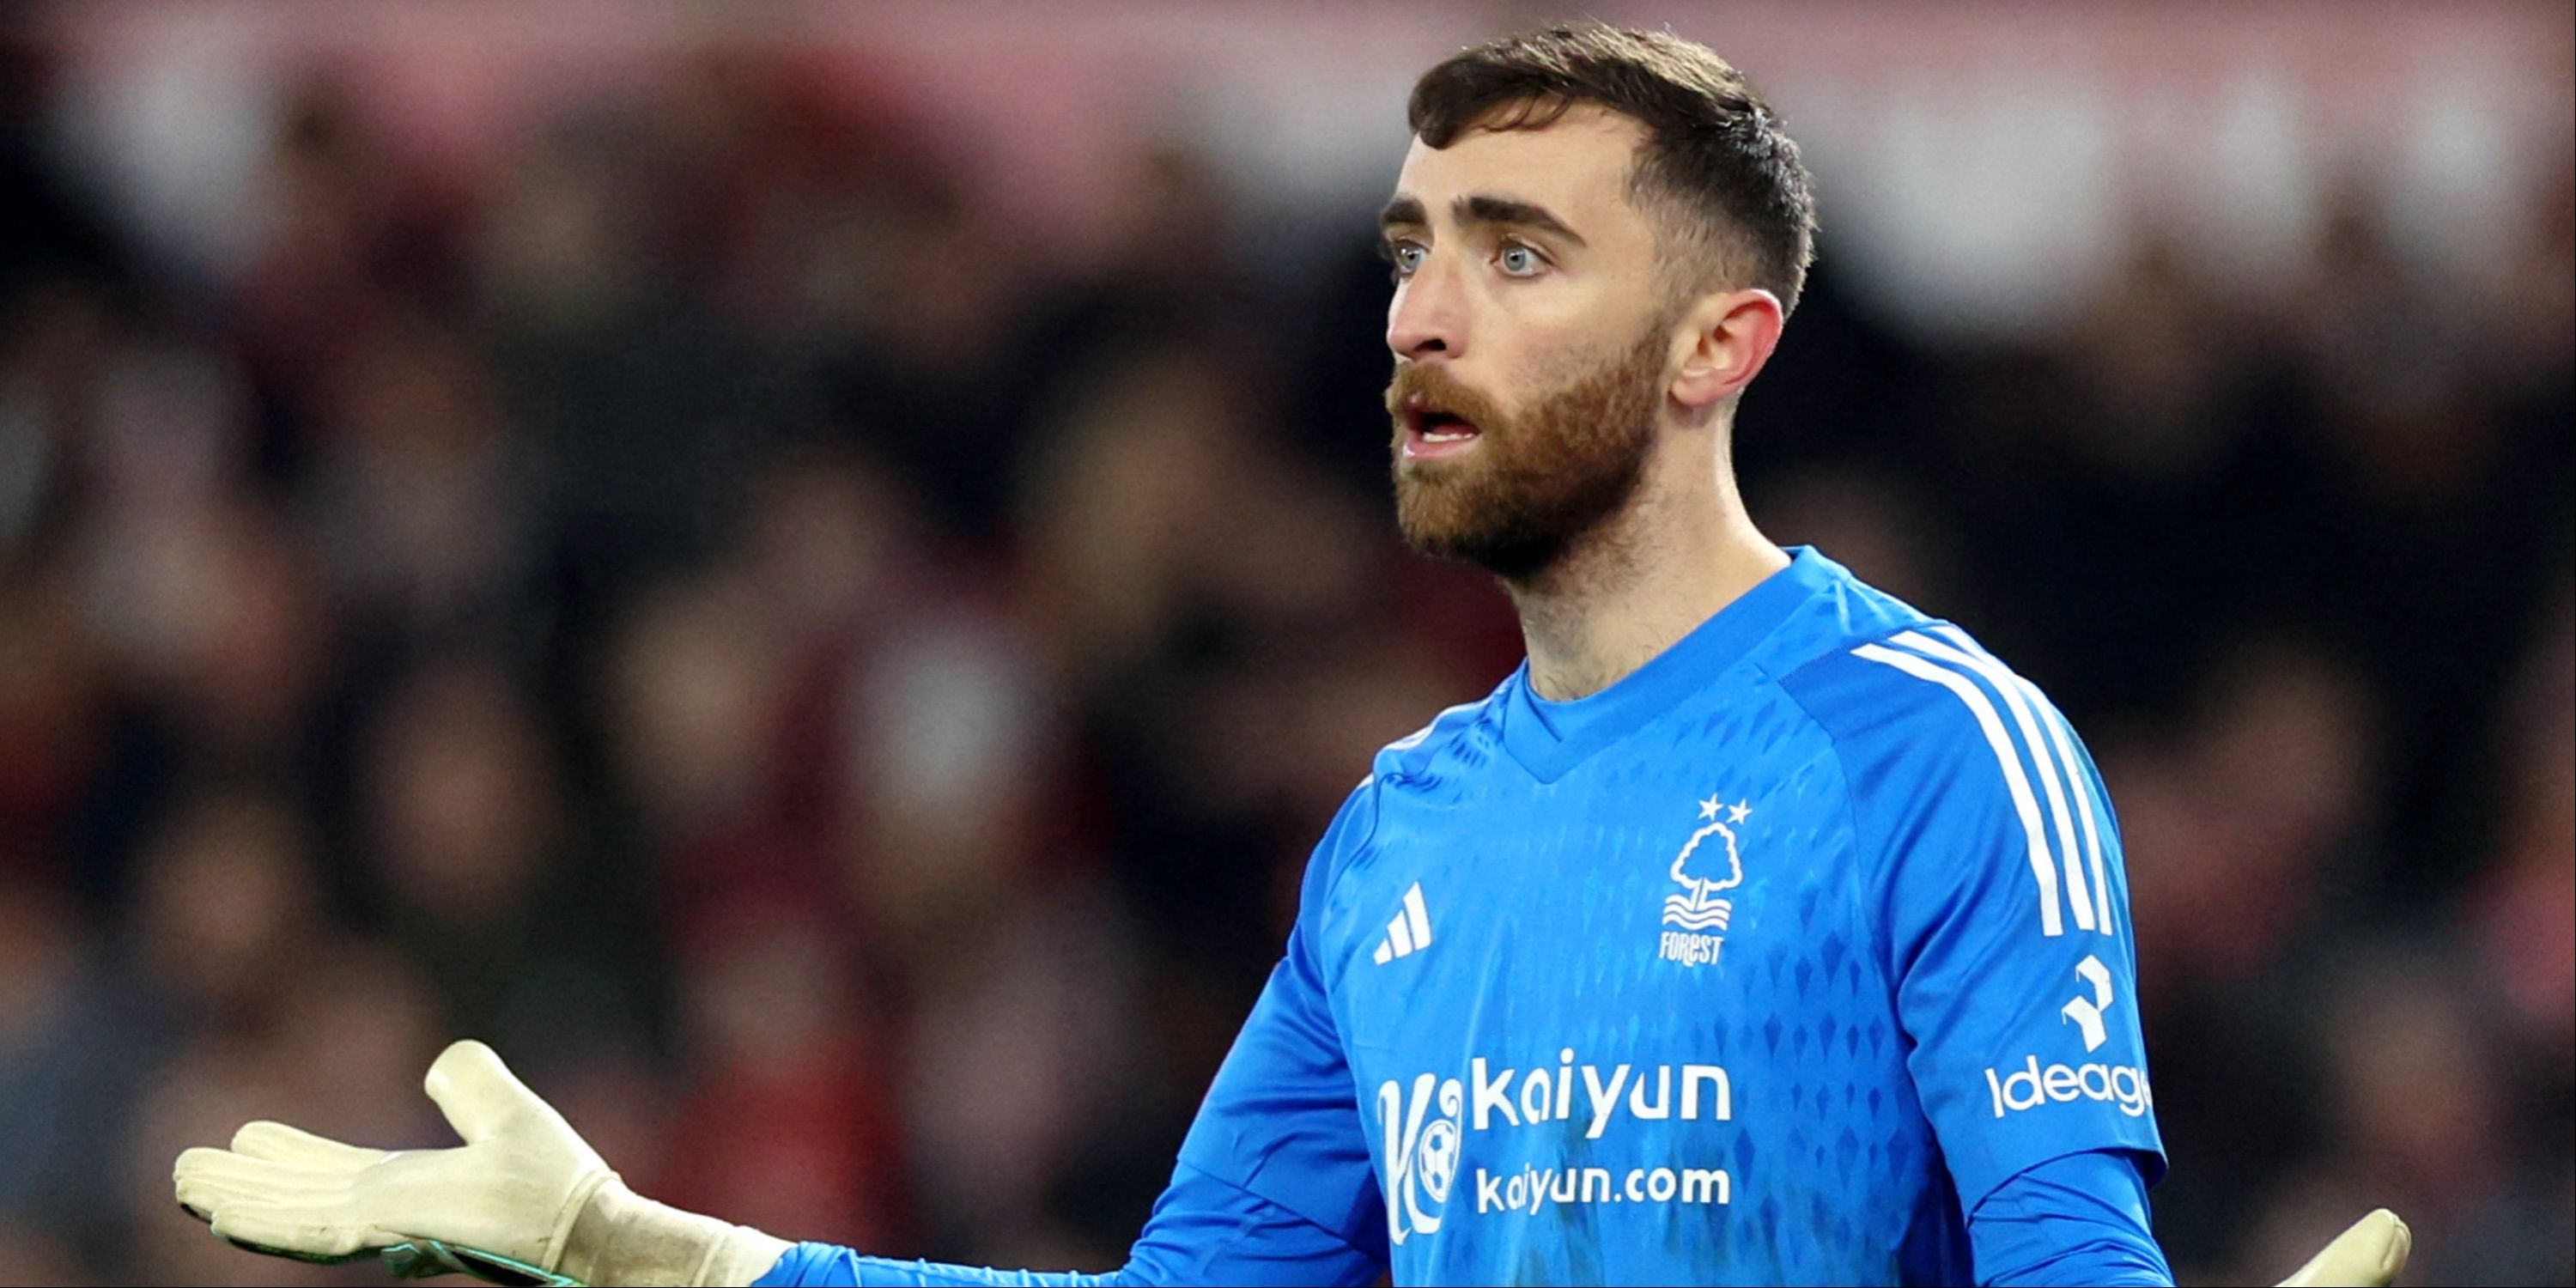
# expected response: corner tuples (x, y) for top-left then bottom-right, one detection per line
(1378, 1048), (1735, 1243)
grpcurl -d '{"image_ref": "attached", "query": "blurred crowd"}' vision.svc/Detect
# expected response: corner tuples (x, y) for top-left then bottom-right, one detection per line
(0, 27), (2568, 1288)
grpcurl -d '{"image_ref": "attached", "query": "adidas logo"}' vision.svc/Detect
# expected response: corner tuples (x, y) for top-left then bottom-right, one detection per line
(1371, 883), (1434, 964)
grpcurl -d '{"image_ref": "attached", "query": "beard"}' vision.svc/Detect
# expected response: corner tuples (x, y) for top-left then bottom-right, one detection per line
(1385, 326), (1668, 582)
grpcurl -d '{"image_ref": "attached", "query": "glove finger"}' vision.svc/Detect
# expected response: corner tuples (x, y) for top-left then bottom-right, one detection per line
(178, 1159), (354, 1205)
(178, 1168), (353, 1225)
(423, 1040), (550, 1145)
(2333, 1209), (2410, 1285)
(175, 1146), (349, 1194)
(2279, 1208), (2413, 1287)
(231, 1121), (390, 1171)
(205, 1198), (389, 1260)
(178, 1168), (288, 1212)
(176, 1149), (337, 1185)
(206, 1229), (366, 1270)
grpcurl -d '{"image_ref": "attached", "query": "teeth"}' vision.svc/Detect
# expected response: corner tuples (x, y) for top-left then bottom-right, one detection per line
(1423, 429), (1474, 443)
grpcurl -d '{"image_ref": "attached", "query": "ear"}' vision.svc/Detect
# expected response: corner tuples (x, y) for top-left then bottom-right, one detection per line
(1668, 288), (1786, 411)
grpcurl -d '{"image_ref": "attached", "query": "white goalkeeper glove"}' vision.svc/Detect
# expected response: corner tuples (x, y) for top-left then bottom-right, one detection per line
(2276, 1208), (2412, 1287)
(173, 1040), (793, 1286)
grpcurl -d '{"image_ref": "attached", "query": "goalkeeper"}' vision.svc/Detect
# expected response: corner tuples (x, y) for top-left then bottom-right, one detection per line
(179, 22), (2410, 1287)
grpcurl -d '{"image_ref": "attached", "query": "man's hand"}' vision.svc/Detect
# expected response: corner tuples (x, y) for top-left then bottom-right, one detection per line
(2276, 1209), (2412, 1288)
(174, 1040), (791, 1286)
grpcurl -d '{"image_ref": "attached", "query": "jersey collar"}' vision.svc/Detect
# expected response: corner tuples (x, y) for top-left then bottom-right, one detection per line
(1498, 546), (1841, 783)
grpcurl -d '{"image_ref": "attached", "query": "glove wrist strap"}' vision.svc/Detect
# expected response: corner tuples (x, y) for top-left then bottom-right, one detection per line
(560, 1177), (793, 1287)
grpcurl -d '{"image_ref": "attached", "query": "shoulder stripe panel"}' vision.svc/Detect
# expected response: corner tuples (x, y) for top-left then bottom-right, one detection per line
(1853, 641), (2065, 938)
(2025, 684), (2113, 936)
(1925, 626), (2116, 939)
(1893, 629), (2096, 933)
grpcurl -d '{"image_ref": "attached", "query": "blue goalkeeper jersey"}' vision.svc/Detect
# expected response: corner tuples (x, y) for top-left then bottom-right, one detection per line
(1170, 546), (2160, 1285)
(761, 546), (2167, 1286)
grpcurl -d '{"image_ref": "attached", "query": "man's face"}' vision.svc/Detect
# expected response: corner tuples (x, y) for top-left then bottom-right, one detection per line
(1381, 105), (1678, 580)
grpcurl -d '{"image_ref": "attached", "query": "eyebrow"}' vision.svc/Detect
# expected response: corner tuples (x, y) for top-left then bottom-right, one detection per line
(1376, 193), (1588, 248)
(1458, 195), (1586, 246)
(1378, 196), (1426, 233)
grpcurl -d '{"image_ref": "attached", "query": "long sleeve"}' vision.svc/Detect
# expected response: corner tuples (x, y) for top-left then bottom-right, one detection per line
(1966, 1149), (2172, 1286)
(1833, 628), (2166, 1208)
(752, 1163), (1376, 1286)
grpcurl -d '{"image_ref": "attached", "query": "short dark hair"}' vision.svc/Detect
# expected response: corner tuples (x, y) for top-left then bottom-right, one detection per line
(1408, 23), (1818, 313)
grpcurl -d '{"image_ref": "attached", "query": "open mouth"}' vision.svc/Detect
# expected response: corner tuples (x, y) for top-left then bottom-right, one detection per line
(1401, 396), (1483, 459)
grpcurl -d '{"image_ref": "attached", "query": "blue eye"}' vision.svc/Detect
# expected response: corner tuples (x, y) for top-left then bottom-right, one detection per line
(1388, 242), (1428, 278)
(1498, 243), (1543, 276)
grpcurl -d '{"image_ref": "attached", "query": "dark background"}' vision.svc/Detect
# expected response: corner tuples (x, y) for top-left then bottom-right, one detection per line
(0, 3), (2567, 1284)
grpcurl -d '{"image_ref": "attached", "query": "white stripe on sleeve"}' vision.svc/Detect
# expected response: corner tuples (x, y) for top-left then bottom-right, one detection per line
(2023, 690), (2114, 936)
(1899, 628), (2096, 933)
(1854, 642), (2065, 938)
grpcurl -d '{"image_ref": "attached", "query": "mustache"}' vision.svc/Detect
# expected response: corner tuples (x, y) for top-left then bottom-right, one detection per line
(1384, 363), (1509, 433)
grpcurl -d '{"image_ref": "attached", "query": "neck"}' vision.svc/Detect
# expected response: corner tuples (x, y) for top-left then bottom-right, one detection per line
(1508, 429), (1787, 702)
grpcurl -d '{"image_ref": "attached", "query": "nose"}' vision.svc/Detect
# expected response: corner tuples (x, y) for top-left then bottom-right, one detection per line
(1386, 257), (1463, 362)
